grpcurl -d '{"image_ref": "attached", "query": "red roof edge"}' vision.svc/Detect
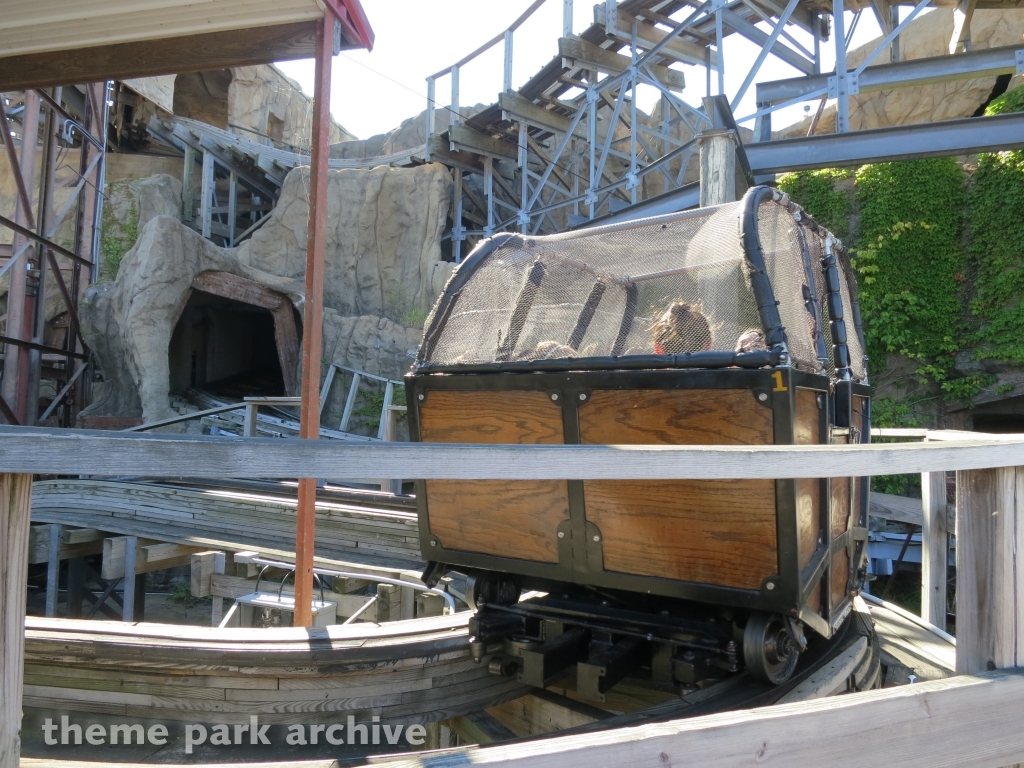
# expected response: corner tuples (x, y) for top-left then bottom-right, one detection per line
(323, 0), (375, 51)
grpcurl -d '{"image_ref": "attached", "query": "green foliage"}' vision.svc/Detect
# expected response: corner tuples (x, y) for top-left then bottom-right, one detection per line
(170, 580), (200, 609)
(385, 283), (428, 328)
(99, 198), (138, 282)
(777, 168), (853, 239)
(967, 87), (1024, 365)
(352, 383), (407, 434)
(852, 159), (966, 390)
(870, 397), (923, 496)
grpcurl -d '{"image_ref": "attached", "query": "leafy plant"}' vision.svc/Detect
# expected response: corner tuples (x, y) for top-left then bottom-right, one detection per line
(966, 86), (1024, 367)
(99, 195), (139, 282)
(170, 580), (200, 609)
(777, 167), (853, 239)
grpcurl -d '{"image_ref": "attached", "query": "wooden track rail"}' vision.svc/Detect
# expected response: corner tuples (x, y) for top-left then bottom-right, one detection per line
(2, 426), (1024, 766)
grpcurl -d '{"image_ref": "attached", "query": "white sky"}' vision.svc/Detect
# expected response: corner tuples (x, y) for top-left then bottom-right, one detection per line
(275, 0), (897, 141)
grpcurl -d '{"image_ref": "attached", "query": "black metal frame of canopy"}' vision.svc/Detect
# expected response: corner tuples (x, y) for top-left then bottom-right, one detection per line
(408, 366), (870, 640)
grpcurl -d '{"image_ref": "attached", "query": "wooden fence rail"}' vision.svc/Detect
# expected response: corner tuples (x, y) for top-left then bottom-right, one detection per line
(1, 426), (1024, 767)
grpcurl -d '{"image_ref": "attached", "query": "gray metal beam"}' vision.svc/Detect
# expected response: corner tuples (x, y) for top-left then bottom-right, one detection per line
(757, 43), (1024, 104)
(721, 10), (815, 75)
(746, 110), (1024, 173)
(585, 111), (1024, 225)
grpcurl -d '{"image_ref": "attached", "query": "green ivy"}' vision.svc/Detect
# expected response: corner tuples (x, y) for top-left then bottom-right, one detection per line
(967, 86), (1024, 364)
(852, 159), (966, 390)
(870, 396), (923, 496)
(99, 198), (138, 282)
(777, 168), (853, 240)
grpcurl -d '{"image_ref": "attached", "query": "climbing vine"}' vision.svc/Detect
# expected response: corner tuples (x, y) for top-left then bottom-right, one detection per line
(967, 86), (1024, 364)
(99, 196), (138, 282)
(777, 167), (853, 240)
(852, 158), (966, 391)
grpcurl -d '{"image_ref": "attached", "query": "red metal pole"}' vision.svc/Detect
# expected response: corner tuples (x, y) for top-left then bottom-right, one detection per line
(294, 10), (334, 628)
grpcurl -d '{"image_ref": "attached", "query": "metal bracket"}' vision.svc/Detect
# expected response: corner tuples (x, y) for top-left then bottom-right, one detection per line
(1016, 48), (1024, 75)
(625, 172), (639, 190)
(828, 72), (859, 97)
(517, 209), (530, 226)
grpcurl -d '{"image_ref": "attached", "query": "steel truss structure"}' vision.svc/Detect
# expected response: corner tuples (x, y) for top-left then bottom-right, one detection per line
(423, 0), (1024, 259)
(0, 85), (108, 428)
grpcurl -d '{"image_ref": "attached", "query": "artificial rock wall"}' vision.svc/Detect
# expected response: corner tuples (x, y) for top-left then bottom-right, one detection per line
(81, 163), (452, 423)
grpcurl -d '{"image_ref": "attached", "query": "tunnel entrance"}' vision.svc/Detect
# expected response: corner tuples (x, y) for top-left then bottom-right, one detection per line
(168, 272), (300, 399)
(170, 291), (284, 397)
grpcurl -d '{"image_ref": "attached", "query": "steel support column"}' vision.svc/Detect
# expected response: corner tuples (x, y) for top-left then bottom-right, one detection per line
(294, 9), (334, 628)
(2, 91), (40, 424)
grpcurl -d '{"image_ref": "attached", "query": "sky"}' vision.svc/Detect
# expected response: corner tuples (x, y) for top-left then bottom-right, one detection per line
(275, 0), (898, 142)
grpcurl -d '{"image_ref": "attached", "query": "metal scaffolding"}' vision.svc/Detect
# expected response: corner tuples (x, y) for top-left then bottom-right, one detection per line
(422, 0), (1024, 256)
(0, 85), (107, 428)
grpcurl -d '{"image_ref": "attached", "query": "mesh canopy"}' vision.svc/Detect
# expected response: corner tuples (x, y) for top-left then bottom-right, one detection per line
(418, 191), (866, 382)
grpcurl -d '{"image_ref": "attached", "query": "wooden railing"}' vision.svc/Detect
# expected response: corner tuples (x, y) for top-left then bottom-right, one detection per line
(2, 426), (1024, 767)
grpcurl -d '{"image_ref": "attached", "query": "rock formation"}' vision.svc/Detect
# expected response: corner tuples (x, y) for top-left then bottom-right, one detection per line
(81, 163), (452, 423)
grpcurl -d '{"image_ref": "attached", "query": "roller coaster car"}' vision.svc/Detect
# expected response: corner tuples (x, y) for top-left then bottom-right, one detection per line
(407, 186), (871, 694)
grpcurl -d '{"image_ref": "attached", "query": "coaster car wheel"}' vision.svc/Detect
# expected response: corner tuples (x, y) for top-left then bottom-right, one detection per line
(743, 611), (800, 684)
(466, 572), (521, 610)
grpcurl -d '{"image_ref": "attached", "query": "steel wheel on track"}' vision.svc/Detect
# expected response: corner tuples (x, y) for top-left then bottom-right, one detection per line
(743, 611), (800, 684)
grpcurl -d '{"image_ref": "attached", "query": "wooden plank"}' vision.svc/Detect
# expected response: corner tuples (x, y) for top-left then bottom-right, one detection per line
(102, 536), (198, 579)
(365, 670), (1024, 768)
(449, 124), (518, 161)
(0, 22), (320, 92)
(584, 479), (776, 589)
(27, 524), (106, 565)
(580, 389), (775, 589)
(1, 474), (32, 768)
(559, 37), (685, 91)
(594, 5), (715, 68)
(190, 550), (224, 599)
(488, 690), (609, 737)
(795, 389), (822, 569)
(446, 711), (518, 745)
(422, 390), (569, 563)
(921, 470), (949, 628)
(6, 426), (1024, 480)
(427, 480), (568, 563)
(956, 466), (1024, 674)
(578, 390), (773, 446)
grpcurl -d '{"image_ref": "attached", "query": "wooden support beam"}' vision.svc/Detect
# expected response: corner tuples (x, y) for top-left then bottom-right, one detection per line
(558, 37), (686, 90)
(920, 471), (949, 628)
(121, 535), (138, 621)
(594, 6), (717, 68)
(950, 0), (978, 53)
(101, 536), (204, 580)
(449, 124), (519, 161)
(190, 550), (224, 598)
(955, 466), (1024, 674)
(28, 524), (107, 564)
(697, 129), (738, 206)
(489, 690), (611, 736)
(1, 474), (32, 768)
(446, 711), (518, 746)
(295, 8), (334, 629)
